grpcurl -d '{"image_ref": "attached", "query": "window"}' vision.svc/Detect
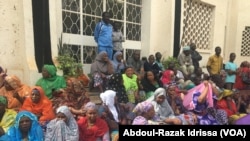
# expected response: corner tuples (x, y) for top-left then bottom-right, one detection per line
(61, 0), (142, 64)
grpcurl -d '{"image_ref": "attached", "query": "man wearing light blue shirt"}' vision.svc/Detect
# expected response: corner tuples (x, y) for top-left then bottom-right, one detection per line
(94, 12), (113, 59)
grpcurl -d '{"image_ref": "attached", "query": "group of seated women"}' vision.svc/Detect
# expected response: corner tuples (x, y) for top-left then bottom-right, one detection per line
(91, 51), (250, 126)
(1, 52), (250, 141)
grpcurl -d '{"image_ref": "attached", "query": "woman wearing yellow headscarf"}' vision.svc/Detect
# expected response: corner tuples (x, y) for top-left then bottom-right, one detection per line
(216, 89), (246, 124)
(0, 96), (17, 134)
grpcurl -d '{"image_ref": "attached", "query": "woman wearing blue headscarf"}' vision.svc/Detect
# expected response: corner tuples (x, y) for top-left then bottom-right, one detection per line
(7, 111), (44, 141)
(112, 51), (126, 73)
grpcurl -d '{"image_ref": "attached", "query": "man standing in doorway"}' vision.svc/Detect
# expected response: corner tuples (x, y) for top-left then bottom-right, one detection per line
(94, 12), (113, 59)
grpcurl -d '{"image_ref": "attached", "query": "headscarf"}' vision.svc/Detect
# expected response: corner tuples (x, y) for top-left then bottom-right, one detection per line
(122, 73), (138, 92)
(217, 89), (233, 100)
(20, 86), (55, 122)
(0, 95), (7, 105)
(90, 51), (109, 74)
(105, 73), (128, 103)
(44, 106), (79, 141)
(100, 90), (119, 122)
(7, 111), (44, 141)
(183, 46), (190, 51)
(5, 75), (22, 89)
(132, 116), (148, 125)
(112, 51), (125, 73)
(161, 70), (175, 85)
(84, 101), (97, 111)
(132, 101), (153, 115)
(1, 75), (31, 110)
(147, 88), (175, 119)
(43, 64), (57, 77)
(56, 106), (78, 129)
(36, 64), (66, 99)
(78, 102), (109, 141)
(0, 96), (17, 132)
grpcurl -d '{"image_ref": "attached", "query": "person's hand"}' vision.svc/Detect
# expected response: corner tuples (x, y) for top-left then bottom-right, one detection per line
(203, 80), (209, 86)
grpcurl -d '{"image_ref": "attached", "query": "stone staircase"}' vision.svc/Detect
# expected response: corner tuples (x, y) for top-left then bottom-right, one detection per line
(85, 87), (102, 105)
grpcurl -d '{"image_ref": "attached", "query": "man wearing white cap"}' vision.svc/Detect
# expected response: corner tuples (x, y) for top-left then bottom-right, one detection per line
(177, 46), (194, 79)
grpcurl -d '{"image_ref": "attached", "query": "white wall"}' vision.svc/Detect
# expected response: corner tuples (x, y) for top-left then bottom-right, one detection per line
(192, 0), (231, 70)
(141, 0), (174, 60)
(0, 0), (40, 86)
(234, 0), (250, 66)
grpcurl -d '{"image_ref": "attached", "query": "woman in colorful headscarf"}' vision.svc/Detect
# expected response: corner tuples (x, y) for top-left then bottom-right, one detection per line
(0, 96), (17, 139)
(20, 86), (55, 126)
(166, 83), (187, 115)
(0, 75), (31, 111)
(112, 51), (127, 74)
(77, 102), (110, 141)
(132, 101), (163, 125)
(99, 90), (122, 141)
(7, 111), (44, 141)
(216, 89), (246, 124)
(161, 70), (176, 87)
(45, 105), (79, 141)
(90, 51), (114, 92)
(234, 61), (250, 90)
(147, 87), (184, 125)
(35, 64), (66, 99)
(51, 77), (90, 119)
(233, 61), (250, 113)
(122, 66), (139, 104)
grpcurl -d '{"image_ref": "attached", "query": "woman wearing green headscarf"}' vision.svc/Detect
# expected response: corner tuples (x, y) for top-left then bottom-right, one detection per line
(0, 96), (17, 140)
(35, 64), (66, 99)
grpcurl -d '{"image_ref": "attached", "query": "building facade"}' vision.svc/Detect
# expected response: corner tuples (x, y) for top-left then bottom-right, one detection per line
(0, 0), (250, 85)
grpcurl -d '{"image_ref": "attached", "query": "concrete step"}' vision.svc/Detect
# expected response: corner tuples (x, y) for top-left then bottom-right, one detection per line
(85, 87), (102, 105)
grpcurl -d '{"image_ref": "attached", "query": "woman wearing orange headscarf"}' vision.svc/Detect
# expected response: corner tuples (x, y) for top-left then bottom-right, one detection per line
(0, 75), (31, 111)
(20, 86), (55, 125)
